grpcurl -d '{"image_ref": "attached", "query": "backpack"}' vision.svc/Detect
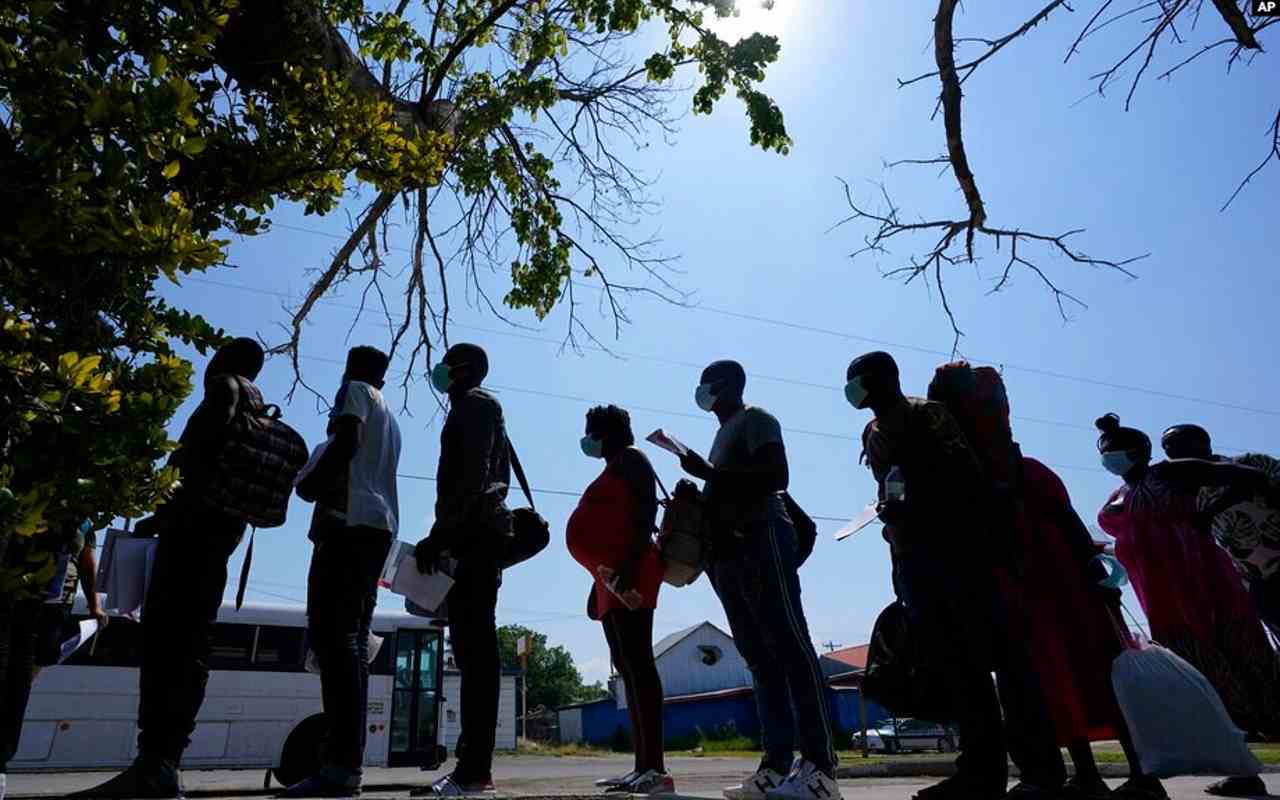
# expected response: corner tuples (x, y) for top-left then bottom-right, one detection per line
(657, 478), (709, 587)
(861, 601), (954, 723)
(202, 376), (309, 528)
(926, 361), (1019, 490)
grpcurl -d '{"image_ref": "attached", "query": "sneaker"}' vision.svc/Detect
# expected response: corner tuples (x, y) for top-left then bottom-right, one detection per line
(411, 774), (498, 797)
(597, 770), (641, 788)
(70, 756), (184, 799)
(724, 767), (788, 800)
(610, 770), (675, 795)
(766, 759), (842, 800)
(1113, 778), (1169, 800)
(913, 776), (1004, 800)
(1205, 777), (1267, 798)
(277, 767), (362, 798)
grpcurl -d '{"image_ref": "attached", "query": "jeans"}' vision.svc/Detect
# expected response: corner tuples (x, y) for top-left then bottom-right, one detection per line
(602, 608), (664, 774)
(137, 514), (245, 763)
(306, 527), (393, 775)
(1, 596), (41, 772)
(708, 504), (836, 775)
(447, 556), (501, 783)
(894, 550), (1065, 791)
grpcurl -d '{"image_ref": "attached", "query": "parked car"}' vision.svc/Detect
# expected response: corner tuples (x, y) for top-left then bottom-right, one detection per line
(862, 718), (958, 754)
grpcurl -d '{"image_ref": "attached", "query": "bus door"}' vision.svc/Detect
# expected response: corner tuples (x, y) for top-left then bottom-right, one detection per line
(388, 628), (444, 768)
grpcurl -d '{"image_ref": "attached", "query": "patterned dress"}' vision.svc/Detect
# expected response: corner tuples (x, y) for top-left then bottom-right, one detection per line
(1199, 453), (1280, 582)
(1098, 468), (1280, 737)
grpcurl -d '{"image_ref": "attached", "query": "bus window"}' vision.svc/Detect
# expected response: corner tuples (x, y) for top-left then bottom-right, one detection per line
(253, 625), (305, 670)
(64, 618), (143, 667)
(208, 622), (255, 670)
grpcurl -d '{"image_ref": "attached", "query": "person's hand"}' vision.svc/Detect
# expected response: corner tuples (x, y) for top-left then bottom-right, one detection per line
(679, 450), (713, 481)
(414, 535), (444, 575)
(877, 499), (907, 527)
(88, 605), (109, 629)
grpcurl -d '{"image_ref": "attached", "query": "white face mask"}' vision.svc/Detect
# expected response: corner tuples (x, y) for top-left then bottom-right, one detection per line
(1102, 450), (1139, 476)
(695, 383), (717, 412)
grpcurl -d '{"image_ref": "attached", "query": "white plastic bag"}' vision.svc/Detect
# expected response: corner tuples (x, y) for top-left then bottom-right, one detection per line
(1112, 638), (1262, 778)
(96, 529), (158, 621)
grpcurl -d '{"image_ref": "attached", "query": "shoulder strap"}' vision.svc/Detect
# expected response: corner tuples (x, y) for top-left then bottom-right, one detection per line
(506, 436), (536, 511)
(653, 472), (671, 502)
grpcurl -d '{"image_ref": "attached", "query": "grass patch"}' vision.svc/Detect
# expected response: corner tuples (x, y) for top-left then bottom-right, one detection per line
(514, 740), (609, 757)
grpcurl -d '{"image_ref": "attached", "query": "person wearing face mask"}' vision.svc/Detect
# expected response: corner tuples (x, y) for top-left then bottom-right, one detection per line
(1161, 424), (1280, 639)
(1095, 414), (1279, 797)
(678, 360), (840, 800)
(412, 343), (512, 798)
(565, 405), (670, 795)
(845, 351), (1065, 800)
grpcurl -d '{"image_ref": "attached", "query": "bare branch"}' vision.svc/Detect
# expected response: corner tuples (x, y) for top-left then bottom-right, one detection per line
(1222, 106), (1280, 211)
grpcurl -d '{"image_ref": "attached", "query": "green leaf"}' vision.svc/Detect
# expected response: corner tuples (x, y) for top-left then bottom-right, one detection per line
(180, 137), (206, 155)
(150, 54), (168, 78)
(162, 160), (181, 179)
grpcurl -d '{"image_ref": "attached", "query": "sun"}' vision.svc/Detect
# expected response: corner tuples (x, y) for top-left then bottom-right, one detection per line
(708, 0), (796, 41)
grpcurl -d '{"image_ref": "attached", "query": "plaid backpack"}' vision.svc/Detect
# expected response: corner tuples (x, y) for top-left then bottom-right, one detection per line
(202, 376), (309, 528)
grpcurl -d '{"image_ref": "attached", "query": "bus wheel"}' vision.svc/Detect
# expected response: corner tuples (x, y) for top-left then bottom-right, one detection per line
(277, 713), (328, 789)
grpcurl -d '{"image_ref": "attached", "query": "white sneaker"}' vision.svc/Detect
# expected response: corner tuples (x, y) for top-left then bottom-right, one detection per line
(724, 767), (787, 800)
(766, 759), (842, 800)
(596, 770), (640, 788)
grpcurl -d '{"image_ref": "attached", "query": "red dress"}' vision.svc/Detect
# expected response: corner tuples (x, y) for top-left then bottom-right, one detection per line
(1016, 457), (1126, 744)
(566, 467), (663, 619)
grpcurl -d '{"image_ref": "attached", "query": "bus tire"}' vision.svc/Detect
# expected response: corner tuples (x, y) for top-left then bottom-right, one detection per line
(277, 713), (328, 789)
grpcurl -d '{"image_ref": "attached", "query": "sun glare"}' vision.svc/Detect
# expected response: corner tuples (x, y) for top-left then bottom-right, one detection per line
(709, 0), (796, 41)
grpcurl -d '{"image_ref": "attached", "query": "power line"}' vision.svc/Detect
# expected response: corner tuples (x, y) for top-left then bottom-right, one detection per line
(208, 227), (1280, 418)
(186, 275), (1253, 454)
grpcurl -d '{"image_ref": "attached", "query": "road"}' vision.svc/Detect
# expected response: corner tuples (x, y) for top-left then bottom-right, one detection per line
(6, 755), (1277, 799)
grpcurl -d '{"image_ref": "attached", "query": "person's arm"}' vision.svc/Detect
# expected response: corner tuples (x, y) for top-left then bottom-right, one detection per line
(143, 375), (239, 530)
(77, 544), (107, 626)
(611, 448), (659, 592)
(680, 411), (788, 493)
(297, 416), (362, 501)
(1155, 457), (1272, 494)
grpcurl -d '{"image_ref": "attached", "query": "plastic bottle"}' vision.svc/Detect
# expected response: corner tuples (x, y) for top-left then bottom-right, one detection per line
(886, 466), (906, 503)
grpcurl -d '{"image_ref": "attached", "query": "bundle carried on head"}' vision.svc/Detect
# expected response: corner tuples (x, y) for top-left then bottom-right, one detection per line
(927, 361), (1018, 487)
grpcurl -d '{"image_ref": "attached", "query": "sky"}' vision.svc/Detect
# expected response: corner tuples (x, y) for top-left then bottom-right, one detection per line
(151, 2), (1279, 686)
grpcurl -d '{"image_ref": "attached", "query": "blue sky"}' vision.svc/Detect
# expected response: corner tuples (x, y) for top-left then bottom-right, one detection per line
(154, 2), (1278, 685)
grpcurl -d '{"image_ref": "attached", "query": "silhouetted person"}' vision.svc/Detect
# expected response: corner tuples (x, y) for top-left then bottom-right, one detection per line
(846, 351), (1065, 800)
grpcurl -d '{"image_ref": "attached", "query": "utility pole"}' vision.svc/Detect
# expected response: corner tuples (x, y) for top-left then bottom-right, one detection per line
(822, 641), (841, 653)
(517, 636), (529, 741)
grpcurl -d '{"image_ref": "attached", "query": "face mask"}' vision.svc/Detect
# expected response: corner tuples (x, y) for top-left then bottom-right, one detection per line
(1092, 554), (1129, 590)
(844, 376), (869, 409)
(580, 435), (604, 459)
(695, 383), (717, 412)
(1102, 450), (1138, 476)
(430, 362), (454, 394)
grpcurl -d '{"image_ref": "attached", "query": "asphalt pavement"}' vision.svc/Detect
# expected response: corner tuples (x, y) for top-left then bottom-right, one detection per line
(6, 756), (1277, 799)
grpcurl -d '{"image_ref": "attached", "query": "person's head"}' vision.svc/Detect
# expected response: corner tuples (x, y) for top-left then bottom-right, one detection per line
(696, 360), (747, 415)
(1161, 424), (1212, 460)
(582, 405), (634, 459)
(431, 342), (489, 395)
(845, 351), (901, 411)
(1095, 413), (1152, 479)
(344, 346), (390, 389)
(205, 337), (264, 384)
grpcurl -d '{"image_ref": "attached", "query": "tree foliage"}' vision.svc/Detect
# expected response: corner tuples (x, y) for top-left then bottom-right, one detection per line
(497, 624), (606, 710)
(0, 0), (786, 582)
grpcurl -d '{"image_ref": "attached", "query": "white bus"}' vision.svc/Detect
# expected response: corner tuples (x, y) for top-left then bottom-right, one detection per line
(13, 600), (448, 788)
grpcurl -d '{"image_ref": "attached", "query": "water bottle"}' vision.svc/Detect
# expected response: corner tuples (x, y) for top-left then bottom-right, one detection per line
(885, 466), (906, 503)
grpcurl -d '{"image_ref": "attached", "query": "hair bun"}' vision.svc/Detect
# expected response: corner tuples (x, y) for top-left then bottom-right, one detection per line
(1095, 413), (1121, 433)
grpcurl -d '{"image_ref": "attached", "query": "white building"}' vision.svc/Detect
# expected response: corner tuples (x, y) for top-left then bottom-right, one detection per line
(609, 621), (751, 709)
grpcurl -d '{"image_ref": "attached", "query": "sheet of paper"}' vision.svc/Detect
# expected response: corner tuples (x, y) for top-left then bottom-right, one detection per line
(99, 531), (157, 620)
(834, 503), (882, 542)
(295, 436), (333, 486)
(383, 541), (454, 614)
(645, 429), (690, 457)
(58, 619), (100, 664)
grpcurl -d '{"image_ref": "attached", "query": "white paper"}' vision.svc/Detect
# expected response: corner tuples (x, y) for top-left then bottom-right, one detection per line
(58, 620), (100, 664)
(305, 631), (384, 674)
(98, 530), (157, 620)
(646, 429), (689, 457)
(381, 541), (454, 614)
(294, 436), (333, 486)
(834, 503), (882, 542)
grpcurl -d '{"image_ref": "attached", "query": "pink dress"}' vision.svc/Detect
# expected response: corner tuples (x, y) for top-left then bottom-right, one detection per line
(1098, 469), (1280, 736)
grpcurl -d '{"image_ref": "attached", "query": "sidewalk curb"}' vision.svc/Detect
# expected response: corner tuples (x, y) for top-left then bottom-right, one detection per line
(835, 763), (1280, 780)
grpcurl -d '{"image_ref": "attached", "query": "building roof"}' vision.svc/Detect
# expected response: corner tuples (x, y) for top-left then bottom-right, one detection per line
(652, 621), (733, 659)
(823, 644), (869, 671)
